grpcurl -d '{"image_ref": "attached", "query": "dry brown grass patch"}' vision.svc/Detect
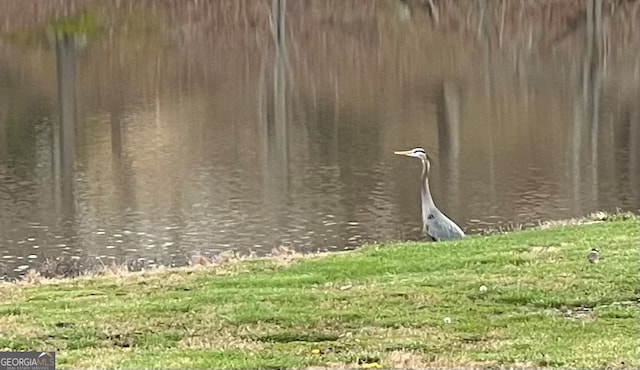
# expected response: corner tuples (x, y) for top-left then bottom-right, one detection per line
(188, 254), (211, 267)
(101, 262), (131, 276)
(527, 246), (559, 255)
(99, 321), (142, 337)
(270, 245), (304, 266)
(537, 210), (637, 230)
(0, 315), (41, 338)
(386, 350), (429, 368)
(364, 326), (458, 344)
(21, 269), (44, 284)
(65, 347), (129, 369)
(4, 245), (357, 287)
(234, 321), (284, 335)
(385, 350), (501, 368)
(518, 246), (564, 264)
(460, 337), (514, 351)
(178, 332), (265, 351)
(0, 283), (26, 303)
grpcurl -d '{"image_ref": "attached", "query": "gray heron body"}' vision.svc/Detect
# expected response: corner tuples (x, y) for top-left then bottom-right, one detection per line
(394, 147), (465, 241)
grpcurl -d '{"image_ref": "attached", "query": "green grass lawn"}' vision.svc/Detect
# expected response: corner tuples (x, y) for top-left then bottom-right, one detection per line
(0, 216), (638, 369)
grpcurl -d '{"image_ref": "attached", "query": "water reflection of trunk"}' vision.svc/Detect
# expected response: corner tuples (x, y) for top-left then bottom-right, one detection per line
(614, 109), (633, 197)
(110, 100), (123, 161)
(480, 0), (497, 209)
(0, 102), (6, 162)
(108, 61), (136, 214)
(436, 82), (462, 218)
(631, 109), (640, 202)
(272, 0), (288, 183)
(257, 0), (290, 235)
(54, 32), (78, 221)
(573, 0), (604, 212)
(570, 103), (584, 214)
(587, 0), (603, 208)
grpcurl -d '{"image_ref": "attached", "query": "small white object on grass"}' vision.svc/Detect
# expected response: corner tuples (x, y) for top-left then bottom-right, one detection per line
(479, 285), (488, 293)
(443, 317), (452, 324)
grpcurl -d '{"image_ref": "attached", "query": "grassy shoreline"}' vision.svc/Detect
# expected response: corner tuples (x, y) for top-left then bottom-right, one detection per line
(0, 215), (638, 369)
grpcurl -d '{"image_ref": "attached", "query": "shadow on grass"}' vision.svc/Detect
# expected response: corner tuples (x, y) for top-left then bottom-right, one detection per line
(255, 332), (340, 343)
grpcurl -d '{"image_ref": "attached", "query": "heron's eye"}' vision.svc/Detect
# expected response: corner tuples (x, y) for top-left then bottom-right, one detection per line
(413, 149), (426, 154)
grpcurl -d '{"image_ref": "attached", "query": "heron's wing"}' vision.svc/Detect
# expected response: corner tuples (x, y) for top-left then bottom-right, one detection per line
(425, 210), (465, 241)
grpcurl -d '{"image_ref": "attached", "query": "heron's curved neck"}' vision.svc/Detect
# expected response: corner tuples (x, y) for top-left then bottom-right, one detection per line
(421, 159), (436, 211)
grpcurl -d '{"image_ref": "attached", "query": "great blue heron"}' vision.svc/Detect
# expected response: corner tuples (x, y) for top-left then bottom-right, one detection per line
(394, 147), (465, 241)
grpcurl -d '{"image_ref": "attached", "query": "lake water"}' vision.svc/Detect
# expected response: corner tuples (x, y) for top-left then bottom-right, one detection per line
(1, 1), (639, 278)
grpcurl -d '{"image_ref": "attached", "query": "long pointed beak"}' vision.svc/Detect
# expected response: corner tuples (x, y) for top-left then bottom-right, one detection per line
(394, 150), (413, 156)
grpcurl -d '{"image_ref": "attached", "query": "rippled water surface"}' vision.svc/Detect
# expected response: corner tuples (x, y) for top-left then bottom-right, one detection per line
(1, 1), (639, 278)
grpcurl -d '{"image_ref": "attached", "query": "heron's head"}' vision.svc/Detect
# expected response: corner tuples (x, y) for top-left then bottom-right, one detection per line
(394, 147), (430, 161)
(394, 147), (431, 171)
